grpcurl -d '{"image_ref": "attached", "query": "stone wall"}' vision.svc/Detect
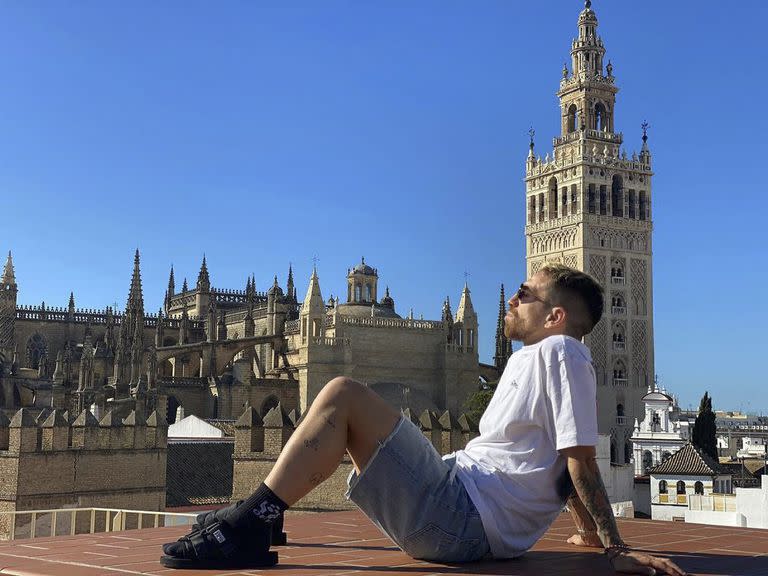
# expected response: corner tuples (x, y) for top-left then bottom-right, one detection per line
(231, 405), (479, 511)
(0, 407), (167, 539)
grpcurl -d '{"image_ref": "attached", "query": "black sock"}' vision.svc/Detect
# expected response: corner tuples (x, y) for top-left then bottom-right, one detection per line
(221, 483), (288, 529)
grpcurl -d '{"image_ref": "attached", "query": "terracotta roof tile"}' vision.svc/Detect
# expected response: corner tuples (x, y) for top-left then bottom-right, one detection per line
(649, 443), (728, 476)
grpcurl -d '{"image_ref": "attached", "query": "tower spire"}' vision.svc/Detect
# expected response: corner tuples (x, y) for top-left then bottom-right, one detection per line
(126, 249), (144, 313)
(167, 265), (175, 297)
(2, 251), (15, 285)
(197, 255), (210, 291)
(494, 284), (512, 370)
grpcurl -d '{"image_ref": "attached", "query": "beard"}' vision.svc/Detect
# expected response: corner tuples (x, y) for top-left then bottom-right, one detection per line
(504, 313), (527, 342)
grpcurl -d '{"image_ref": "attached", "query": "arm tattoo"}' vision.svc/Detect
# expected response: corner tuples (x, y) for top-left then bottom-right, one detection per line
(309, 472), (323, 485)
(571, 459), (626, 548)
(566, 491), (598, 533)
(304, 438), (319, 451)
(323, 415), (336, 430)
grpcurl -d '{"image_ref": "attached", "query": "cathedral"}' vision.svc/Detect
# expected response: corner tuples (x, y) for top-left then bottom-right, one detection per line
(0, 250), (485, 423)
(525, 0), (655, 464)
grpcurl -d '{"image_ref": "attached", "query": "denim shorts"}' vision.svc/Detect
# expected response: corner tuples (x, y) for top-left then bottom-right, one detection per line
(346, 416), (490, 562)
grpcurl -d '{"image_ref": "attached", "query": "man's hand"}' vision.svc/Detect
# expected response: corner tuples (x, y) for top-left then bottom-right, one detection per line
(610, 549), (688, 576)
(566, 531), (603, 548)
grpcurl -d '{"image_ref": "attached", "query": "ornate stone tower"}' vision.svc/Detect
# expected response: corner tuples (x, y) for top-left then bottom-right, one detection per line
(0, 252), (17, 363)
(524, 1), (654, 463)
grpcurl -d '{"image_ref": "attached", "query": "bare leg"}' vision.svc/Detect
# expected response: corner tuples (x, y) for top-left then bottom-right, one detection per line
(264, 376), (400, 505)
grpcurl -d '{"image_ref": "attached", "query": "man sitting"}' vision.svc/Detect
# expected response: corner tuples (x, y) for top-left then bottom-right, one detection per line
(161, 264), (686, 576)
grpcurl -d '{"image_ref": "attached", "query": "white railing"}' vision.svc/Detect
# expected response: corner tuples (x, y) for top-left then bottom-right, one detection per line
(613, 378), (628, 387)
(0, 508), (197, 541)
(613, 341), (625, 351)
(611, 306), (626, 315)
(616, 416), (627, 425)
(611, 276), (625, 285)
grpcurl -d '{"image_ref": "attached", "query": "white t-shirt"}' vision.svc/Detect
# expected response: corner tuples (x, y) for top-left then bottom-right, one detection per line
(454, 334), (598, 559)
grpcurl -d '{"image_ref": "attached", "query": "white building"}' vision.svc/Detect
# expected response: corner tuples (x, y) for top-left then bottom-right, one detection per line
(631, 385), (691, 476)
(687, 475), (768, 529)
(648, 443), (732, 522)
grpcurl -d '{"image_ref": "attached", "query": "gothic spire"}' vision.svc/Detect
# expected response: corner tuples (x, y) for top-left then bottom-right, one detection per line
(167, 265), (175, 297)
(2, 251), (15, 285)
(68, 291), (75, 312)
(455, 283), (476, 322)
(182, 277), (188, 292)
(197, 255), (210, 291)
(126, 249), (144, 313)
(494, 284), (512, 370)
(287, 264), (295, 301)
(302, 267), (324, 313)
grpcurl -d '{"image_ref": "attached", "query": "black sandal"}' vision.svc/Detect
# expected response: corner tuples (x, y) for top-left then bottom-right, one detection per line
(162, 508), (287, 556)
(196, 507), (286, 545)
(160, 520), (278, 569)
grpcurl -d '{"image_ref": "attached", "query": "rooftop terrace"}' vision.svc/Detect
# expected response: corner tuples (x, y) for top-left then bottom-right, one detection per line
(0, 510), (766, 576)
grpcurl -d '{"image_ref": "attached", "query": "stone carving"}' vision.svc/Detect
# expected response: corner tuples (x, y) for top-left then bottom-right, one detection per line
(631, 319), (647, 374)
(631, 258), (647, 315)
(530, 227), (578, 255)
(591, 228), (648, 251)
(589, 254), (607, 282)
(589, 317), (607, 373)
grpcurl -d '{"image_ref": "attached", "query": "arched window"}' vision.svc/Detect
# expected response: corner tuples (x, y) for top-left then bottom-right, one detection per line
(548, 178), (558, 220)
(676, 481), (686, 495)
(595, 103), (607, 131)
(617, 404), (625, 417)
(643, 451), (653, 472)
(659, 480), (668, 494)
(599, 185), (608, 215)
(612, 322), (625, 349)
(588, 184), (596, 214)
(611, 175), (624, 217)
(610, 441), (617, 463)
(612, 359), (626, 382)
(624, 442), (632, 463)
(694, 481), (704, 495)
(662, 451), (672, 463)
(26, 334), (47, 370)
(639, 191), (647, 221)
(365, 284), (372, 301)
(354, 284), (362, 302)
(567, 104), (579, 133)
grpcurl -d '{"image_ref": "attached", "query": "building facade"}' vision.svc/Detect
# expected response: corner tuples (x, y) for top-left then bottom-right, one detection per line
(0, 251), (481, 423)
(525, 1), (654, 462)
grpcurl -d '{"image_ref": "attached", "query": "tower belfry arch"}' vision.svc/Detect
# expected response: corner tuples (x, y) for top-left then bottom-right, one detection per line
(524, 1), (654, 463)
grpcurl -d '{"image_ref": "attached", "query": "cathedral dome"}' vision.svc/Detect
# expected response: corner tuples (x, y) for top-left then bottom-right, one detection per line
(350, 257), (376, 276)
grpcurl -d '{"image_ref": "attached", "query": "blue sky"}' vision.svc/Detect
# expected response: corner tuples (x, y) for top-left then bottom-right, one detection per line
(1, 1), (766, 414)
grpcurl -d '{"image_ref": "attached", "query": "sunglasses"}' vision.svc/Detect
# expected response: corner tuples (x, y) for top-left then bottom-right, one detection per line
(513, 283), (554, 307)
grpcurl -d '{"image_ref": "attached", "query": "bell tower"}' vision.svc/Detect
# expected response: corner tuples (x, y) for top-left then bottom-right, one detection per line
(524, 1), (654, 464)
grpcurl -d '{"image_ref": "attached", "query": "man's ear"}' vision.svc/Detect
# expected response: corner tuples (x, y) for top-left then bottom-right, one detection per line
(545, 306), (567, 329)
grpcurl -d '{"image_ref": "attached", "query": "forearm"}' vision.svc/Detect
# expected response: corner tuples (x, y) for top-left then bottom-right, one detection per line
(566, 490), (598, 535)
(567, 457), (625, 548)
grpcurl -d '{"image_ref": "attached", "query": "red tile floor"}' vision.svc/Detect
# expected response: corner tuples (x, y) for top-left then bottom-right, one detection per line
(0, 510), (766, 575)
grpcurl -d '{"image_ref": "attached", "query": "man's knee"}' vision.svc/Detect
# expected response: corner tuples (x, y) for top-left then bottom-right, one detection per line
(319, 376), (365, 404)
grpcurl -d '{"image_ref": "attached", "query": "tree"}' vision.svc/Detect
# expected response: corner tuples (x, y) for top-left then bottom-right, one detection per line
(692, 391), (718, 460)
(464, 381), (497, 422)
